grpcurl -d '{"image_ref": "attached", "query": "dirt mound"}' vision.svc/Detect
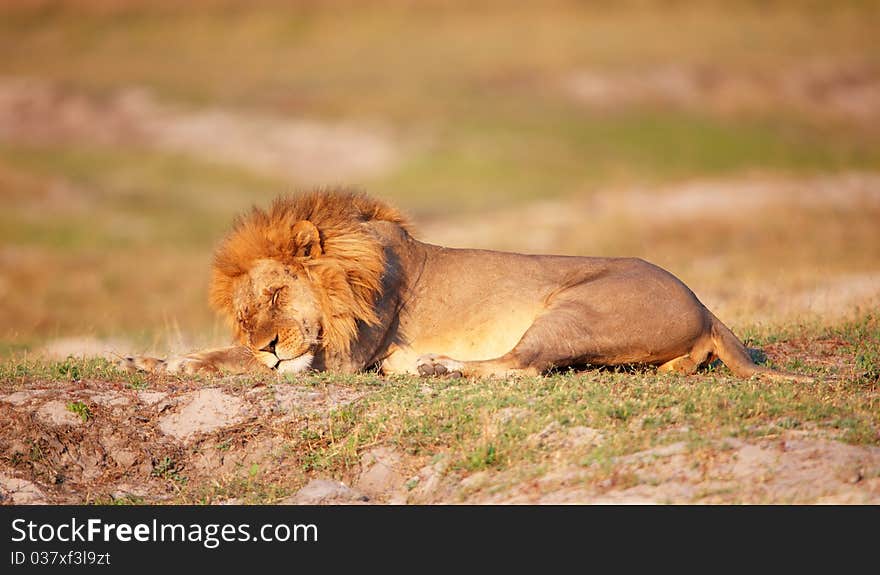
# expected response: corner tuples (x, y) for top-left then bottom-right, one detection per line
(0, 379), (364, 504)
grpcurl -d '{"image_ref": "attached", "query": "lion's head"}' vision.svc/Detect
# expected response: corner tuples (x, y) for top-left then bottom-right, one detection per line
(209, 189), (407, 373)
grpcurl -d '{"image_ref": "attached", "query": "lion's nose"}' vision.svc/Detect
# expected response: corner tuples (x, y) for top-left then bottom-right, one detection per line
(260, 335), (279, 355)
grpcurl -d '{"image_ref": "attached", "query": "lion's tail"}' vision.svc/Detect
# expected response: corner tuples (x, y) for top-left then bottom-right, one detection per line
(709, 313), (813, 383)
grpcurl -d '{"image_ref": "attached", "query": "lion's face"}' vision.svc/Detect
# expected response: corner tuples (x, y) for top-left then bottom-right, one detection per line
(211, 194), (399, 374)
(231, 258), (321, 374)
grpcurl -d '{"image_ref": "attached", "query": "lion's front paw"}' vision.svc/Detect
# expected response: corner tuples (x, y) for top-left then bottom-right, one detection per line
(417, 354), (464, 378)
(117, 355), (168, 374)
(117, 355), (218, 375)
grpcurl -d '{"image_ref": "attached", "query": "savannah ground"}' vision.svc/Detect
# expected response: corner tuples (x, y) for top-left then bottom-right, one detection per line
(1, 0), (879, 504)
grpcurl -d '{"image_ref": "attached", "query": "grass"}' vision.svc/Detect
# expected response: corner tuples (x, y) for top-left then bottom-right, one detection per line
(3, 122), (879, 348)
(186, 474), (295, 506)
(376, 316), (863, 464)
(836, 314), (880, 383)
(98, 495), (147, 506)
(1, 316), (877, 503)
(0, 356), (151, 390)
(221, 317), (879, 484)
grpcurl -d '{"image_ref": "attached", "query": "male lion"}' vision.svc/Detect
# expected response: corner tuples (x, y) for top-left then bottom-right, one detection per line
(123, 189), (809, 382)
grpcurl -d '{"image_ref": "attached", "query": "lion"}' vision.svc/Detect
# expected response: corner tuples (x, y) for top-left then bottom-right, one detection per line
(121, 189), (810, 382)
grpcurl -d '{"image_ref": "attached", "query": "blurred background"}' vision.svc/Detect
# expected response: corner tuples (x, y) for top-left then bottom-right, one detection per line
(1, 0), (878, 359)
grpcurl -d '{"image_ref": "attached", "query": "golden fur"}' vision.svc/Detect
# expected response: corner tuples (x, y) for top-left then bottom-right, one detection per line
(209, 189), (405, 355)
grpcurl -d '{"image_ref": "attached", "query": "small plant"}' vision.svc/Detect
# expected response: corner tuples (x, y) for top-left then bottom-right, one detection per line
(152, 456), (186, 484)
(855, 347), (880, 382)
(55, 358), (82, 381)
(777, 417), (801, 430)
(29, 441), (45, 462)
(465, 444), (498, 471)
(786, 358), (806, 371)
(66, 401), (92, 422)
(605, 403), (633, 422)
(126, 376), (150, 390)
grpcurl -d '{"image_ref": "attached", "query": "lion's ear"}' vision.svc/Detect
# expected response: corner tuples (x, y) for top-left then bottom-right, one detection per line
(290, 220), (323, 259)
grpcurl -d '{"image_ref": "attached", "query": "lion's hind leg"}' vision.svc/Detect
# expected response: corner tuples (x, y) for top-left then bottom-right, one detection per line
(656, 354), (703, 375)
(416, 298), (607, 379)
(415, 293), (711, 379)
(656, 340), (714, 376)
(657, 355), (698, 375)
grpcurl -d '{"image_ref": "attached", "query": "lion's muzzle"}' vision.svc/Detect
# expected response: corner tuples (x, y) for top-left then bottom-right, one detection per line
(276, 353), (314, 374)
(255, 349), (313, 373)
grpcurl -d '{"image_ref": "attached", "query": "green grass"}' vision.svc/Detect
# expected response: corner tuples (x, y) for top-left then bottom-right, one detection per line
(836, 315), (880, 383)
(4, 109), (876, 233)
(0, 356), (150, 389)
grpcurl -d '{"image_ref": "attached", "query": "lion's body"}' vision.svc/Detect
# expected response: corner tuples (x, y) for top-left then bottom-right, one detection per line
(122, 190), (809, 382)
(381, 245), (709, 375)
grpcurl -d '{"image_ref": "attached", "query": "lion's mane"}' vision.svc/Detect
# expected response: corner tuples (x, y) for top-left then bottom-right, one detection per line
(209, 189), (408, 353)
